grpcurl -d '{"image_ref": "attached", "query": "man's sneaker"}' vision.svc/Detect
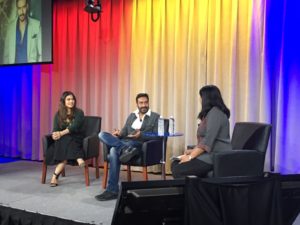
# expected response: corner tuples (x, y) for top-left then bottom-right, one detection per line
(119, 147), (139, 163)
(95, 190), (118, 201)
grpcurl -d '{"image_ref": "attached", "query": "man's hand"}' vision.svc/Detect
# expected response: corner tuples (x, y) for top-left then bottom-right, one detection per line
(127, 130), (141, 139)
(112, 129), (121, 137)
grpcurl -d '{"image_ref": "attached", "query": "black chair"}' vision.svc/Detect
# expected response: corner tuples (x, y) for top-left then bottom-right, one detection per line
(41, 116), (101, 186)
(102, 119), (169, 189)
(213, 122), (272, 177)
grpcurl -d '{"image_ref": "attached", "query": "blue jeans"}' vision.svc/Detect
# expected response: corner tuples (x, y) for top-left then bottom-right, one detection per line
(98, 131), (142, 193)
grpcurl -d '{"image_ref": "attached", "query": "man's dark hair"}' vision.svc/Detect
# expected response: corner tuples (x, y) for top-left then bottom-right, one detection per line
(16, 0), (30, 6)
(16, 0), (28, 4)
(198, 85), (230, 120)
(136, 93), (149, 103)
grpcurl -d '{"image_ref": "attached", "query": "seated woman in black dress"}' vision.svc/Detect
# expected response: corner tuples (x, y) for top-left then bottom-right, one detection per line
(171, 85), (232, 178)
(45, 91), (85, 187)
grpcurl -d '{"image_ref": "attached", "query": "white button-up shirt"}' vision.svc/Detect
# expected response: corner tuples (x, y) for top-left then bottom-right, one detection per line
(131, 109), (152, 130)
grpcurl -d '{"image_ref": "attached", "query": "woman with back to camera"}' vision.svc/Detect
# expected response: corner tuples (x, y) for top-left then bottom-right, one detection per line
(45, 91), (85, 187)
(171, 85), (232, 178)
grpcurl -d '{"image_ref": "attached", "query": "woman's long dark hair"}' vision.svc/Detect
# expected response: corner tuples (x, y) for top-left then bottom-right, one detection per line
(58, 91), (77, 128)
(198, 85), (230, 120)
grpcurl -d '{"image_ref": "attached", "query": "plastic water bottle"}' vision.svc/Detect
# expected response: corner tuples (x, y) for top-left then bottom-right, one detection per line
(169, 116), (175, 135)
(158, 116), (164, 136)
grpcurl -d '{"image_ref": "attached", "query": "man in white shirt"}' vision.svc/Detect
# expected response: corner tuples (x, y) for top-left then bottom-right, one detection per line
(96, 93), (160, 201)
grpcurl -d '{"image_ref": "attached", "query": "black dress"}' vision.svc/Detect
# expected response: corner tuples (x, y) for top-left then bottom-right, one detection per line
(45, 109), (85, 165)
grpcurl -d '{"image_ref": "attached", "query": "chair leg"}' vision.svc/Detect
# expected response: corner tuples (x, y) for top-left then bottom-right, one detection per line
(102, 161), (108, 189)
(127, 165), (131, 182)
(162, 163), (166, 180)
(142, 166), (148, 180)
(95, 156), (99, 179)
(84, 161), (90, 186)
(41, 159), (47, 184)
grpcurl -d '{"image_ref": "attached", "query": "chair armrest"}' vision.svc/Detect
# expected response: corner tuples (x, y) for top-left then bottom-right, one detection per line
(141, 139), (163, 165)
(213, 150), (265, 177)
(126, 138), (163, 166)
(187, 145), (196, 149)
(42, 134), (54, 156)
(83, 134), (99, 158)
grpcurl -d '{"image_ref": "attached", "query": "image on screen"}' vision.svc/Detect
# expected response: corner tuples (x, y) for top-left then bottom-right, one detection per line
(0, 0), (52, 66)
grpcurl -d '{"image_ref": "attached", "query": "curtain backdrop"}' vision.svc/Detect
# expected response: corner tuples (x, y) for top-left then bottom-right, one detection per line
(0, 0), (299, 174)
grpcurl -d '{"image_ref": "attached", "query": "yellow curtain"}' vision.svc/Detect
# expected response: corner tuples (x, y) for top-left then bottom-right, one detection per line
(126, 0), (267, 173)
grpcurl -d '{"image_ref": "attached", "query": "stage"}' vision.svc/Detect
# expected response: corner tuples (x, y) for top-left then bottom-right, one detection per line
(0, 159), (165, 225)
(1, 159), (300, 225)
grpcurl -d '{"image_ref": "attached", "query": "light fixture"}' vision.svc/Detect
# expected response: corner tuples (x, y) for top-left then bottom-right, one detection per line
(84, 0), (101, 22)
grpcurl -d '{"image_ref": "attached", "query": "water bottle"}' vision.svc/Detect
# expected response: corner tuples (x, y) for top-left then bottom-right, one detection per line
(169, 116), (175, 135)
(158, 116), (164, 136)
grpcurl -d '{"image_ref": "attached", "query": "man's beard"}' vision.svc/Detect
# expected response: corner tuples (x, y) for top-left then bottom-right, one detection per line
(19, 14), (26, 22)
(139, 107), (149, 114)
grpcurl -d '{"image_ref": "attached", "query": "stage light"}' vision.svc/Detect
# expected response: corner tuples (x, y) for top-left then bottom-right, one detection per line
(84, 0), (101, 22)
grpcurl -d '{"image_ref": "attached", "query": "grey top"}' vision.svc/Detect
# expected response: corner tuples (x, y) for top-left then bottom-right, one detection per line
(196, 106), (232, 164)
(119, 111), (160, 142)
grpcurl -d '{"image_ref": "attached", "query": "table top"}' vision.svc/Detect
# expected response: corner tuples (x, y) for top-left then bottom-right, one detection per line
(143, 132), (184, 137)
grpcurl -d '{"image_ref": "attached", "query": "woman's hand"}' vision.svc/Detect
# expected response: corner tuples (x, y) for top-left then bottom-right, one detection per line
(184, 149), (193, 155)
(179, 147), (205, 164)
(52, 131), (61, 140)
(179, 154), (192, 164)
(52, 129), (69, 140)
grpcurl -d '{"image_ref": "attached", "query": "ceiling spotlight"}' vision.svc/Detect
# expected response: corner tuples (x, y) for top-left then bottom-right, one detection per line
(84, 0), (101, 22)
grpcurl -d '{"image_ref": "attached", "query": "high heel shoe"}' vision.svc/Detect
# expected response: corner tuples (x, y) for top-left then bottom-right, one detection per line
(77, 159), (85, 168)
(50, 172), (60, 187)
(79, 162), (85, 168)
